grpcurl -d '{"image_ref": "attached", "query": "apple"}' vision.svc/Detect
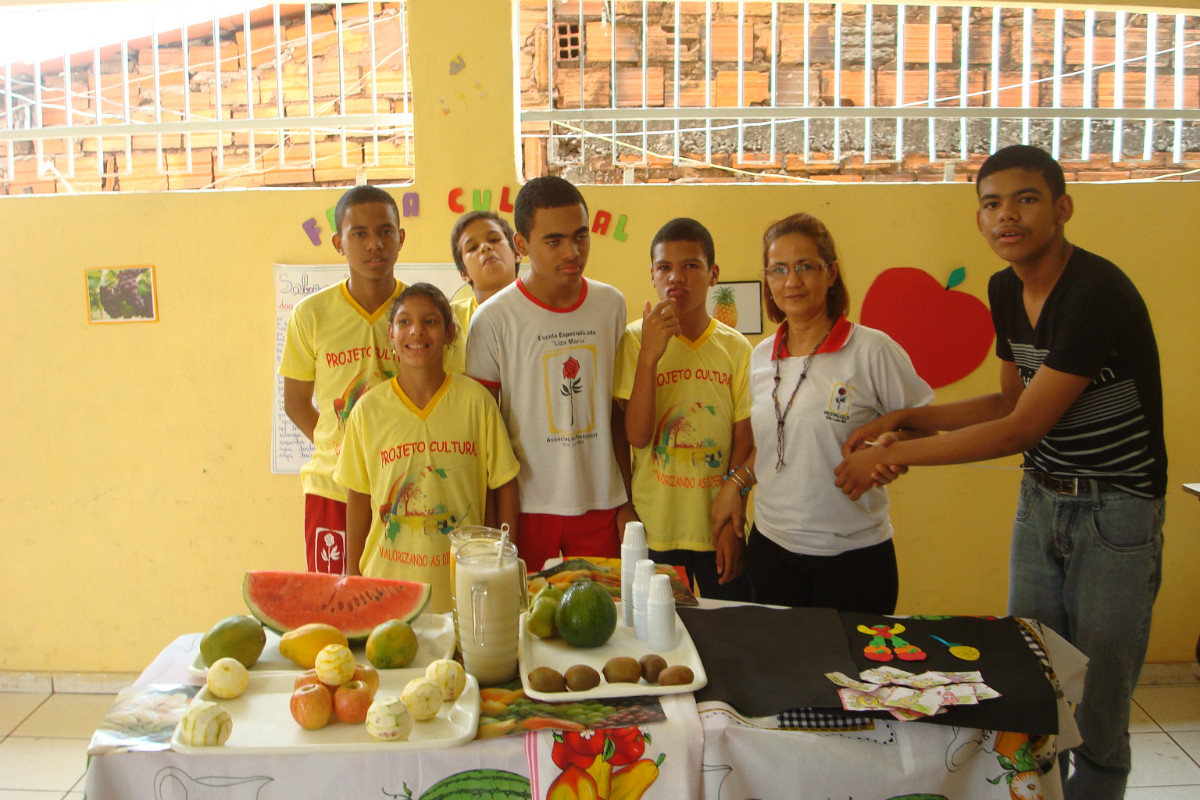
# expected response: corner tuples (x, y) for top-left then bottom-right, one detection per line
(334, 679), (376, 724)
(290, 683), (333, 730)
(352, 664), (380, 695)
(860, 267), (994, 389)
(294, 669), (331, 692)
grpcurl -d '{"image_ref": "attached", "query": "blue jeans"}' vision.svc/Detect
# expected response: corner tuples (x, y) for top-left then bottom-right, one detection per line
(1009, 473), (1164, 800)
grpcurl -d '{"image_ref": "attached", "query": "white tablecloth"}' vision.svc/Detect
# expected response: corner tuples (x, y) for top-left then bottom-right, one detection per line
(84, 615), (1083, 800)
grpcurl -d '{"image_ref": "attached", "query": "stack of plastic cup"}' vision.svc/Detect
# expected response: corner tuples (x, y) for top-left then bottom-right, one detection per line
(620, 522), (647, 628)
(632, 559), (656, 641)
(646, 573), (677, 652)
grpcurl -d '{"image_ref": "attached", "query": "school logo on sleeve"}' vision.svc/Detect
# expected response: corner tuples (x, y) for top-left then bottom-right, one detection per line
(824, 382), (853, 423)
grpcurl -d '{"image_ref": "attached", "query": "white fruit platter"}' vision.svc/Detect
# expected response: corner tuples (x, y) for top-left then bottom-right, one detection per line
(518, 603), (707, 702)
(187, 613), (455, 677)
(171, 667), (480, 754)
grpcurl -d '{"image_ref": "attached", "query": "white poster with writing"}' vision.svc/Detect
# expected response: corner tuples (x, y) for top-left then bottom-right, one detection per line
(272, 263), (466, 474)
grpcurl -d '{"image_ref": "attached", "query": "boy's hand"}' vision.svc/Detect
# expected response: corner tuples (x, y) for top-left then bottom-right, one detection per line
(714, 523), (746, 584)
(841, 411), (902, 458)
(641, 299), (681, 363)
(834, 446), (897, 501)
(710, 478), (746, 546)
(616, 502), (639, 541)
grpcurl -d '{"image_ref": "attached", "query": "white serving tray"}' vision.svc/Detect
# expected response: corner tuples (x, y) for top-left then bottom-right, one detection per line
(187, 613), (455, 677)
(518, 602), (707, 701)
(171, 667), (479, 754)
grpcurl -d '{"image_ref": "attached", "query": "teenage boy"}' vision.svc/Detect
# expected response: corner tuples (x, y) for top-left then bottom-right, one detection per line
(466, 176), (633, 571)
(614, 218), (754, 600)
(279, 185), (406, 574)
(443, 210), (520, 374)
(835, 145), (1166, 800)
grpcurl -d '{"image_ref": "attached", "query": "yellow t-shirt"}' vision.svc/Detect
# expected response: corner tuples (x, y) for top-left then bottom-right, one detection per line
(613, 318), (751, 552)
(442, 293), (478, 375)
(334, 373), (520, 613)
(278, 280), (404, 501)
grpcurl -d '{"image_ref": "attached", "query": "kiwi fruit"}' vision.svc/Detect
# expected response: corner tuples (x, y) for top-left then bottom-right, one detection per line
(528, 666), (567, 693)
(639, 653), (668, 683)
(657, 665), (695, 686)
(564, 664), (601, 692)
(602, 656), (642, 684)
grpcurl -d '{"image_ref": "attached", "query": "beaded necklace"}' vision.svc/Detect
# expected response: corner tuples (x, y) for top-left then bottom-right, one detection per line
(771, 321), (833, 471)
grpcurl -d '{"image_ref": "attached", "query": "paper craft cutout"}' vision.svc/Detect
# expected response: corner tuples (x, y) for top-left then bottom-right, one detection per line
(827, 667), (1001, 720)
(449, 55), (466, 75)
(931, 634), (981, 661)
(860, 267), (994, 389)
(302, 217), (321, 245)
(856, 623), (927, 662)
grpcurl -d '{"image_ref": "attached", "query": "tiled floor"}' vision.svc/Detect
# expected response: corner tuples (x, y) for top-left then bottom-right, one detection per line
(1, 678), (1198, 798)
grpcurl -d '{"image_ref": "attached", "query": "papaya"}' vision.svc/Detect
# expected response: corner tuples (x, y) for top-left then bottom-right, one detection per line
(200, 615), (266, 669)
(279, 623), (349, 669)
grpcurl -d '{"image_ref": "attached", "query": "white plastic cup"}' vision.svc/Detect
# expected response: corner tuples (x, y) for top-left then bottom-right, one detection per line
(621, 522), (648, 627)
(646, 573), (677, 652)
(632, 559), (656, 641)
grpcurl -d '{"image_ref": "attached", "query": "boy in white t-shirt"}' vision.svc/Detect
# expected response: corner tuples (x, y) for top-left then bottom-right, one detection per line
(442, 210), (520, 374)
(279, 186), (406, 574)
(466, 176), (634, 570)
(614, 218), (754, 600)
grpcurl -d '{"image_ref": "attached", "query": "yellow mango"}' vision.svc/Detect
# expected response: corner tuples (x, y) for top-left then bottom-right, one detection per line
(279, 623), (349, 669)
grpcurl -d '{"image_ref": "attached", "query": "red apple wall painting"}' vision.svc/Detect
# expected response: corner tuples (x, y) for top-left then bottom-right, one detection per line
(860, 267), (993, 389)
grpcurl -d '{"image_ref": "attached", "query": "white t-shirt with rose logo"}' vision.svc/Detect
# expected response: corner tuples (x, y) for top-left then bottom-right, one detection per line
(466, 277), (628, 515)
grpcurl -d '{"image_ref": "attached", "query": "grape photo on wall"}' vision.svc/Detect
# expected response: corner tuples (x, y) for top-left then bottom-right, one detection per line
(86, 266), (158, 323)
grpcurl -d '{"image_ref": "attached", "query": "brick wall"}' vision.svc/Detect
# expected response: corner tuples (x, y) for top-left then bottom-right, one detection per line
(0, 3), (413, 195)
(518, 2), (1200, 184)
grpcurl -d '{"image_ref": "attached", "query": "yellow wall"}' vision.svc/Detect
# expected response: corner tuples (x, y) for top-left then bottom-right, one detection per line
(2, 0), (1198, 672)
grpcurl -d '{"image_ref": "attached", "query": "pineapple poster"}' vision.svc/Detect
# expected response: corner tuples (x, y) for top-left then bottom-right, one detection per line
(706, 281), (762, 335)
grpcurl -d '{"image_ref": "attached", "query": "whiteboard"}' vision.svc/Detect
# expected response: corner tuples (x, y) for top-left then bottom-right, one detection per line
(271, 262), (468, 474)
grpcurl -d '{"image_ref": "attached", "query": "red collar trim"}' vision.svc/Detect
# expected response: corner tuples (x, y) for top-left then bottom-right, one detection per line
(772, 315), (852, 360)
(516, 276), (588, 313)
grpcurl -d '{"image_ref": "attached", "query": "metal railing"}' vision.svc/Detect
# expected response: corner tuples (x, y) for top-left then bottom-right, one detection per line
(0, 2), (414, 191)
(518, 1), (1200, 178)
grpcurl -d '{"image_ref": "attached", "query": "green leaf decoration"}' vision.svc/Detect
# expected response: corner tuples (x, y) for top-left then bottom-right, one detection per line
(946, 266), (966, 290)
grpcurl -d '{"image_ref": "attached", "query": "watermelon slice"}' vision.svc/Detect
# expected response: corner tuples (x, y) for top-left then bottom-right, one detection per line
(242, 571), (431, 642)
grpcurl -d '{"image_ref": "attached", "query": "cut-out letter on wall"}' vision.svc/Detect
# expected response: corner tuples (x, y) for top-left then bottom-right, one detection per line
(499, 186), (515, 213)
(448, 187), (465, 213)
(472, 189), (492, 211)
(613, 214), (629, 242)
(402, 192), (420, 217)
(592, 210), (612, 235)
(302, 218), (321, 246)
(326, 207), (337, 234)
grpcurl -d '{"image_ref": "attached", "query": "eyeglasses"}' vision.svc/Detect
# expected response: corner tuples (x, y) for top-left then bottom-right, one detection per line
(764, 261), (828, 281)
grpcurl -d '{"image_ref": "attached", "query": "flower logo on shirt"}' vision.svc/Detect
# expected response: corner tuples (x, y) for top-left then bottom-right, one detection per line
(561, 356), (583, 426)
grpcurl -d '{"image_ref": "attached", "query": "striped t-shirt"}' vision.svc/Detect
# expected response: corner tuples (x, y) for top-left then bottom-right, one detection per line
(989, 246), (1166, 498)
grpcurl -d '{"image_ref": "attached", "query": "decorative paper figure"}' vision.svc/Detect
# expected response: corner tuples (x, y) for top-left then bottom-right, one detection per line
(930, 634), (981, 661)
(860, 267), (994, 389)
(449, 55), (466, 75)
(857, 623), (927, 662)
(302, 218), (321, 245)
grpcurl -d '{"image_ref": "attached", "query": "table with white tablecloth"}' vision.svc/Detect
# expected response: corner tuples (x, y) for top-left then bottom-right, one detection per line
(84, 608), (1084, 800)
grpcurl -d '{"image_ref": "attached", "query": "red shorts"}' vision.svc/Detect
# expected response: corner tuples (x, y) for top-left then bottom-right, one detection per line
(517, 507), (621, 572)
(304, 494), (347, 574)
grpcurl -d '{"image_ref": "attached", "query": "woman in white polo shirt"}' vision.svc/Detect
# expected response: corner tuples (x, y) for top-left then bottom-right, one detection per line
(712, 213), (933, 614)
